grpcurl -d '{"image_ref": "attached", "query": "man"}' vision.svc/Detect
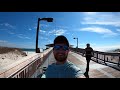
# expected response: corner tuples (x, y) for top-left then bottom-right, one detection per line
(84, 43), (93, 78)
(45, 35), (85, 78)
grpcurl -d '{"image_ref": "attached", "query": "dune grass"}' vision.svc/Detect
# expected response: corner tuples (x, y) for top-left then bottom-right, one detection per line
(0, 46), (27, 56)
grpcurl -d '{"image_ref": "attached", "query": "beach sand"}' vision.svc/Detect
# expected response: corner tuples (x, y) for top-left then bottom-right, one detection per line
(0, 47), (35, 68)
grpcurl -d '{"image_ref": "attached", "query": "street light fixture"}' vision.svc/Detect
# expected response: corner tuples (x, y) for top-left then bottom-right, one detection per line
(73, 37), (78, 49)
(36, 18), (53, 53)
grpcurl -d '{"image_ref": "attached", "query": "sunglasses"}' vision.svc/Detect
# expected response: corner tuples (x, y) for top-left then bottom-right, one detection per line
(53, 45), (69, 51)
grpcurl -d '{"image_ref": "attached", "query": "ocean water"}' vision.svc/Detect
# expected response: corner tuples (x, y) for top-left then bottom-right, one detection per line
(21, 48), (35, 52)
(21, 48), (44, 52)
(21, 48), (36, 55)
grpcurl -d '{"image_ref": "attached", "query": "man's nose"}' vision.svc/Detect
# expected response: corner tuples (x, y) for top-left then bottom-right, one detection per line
(58, 48), (65, 52)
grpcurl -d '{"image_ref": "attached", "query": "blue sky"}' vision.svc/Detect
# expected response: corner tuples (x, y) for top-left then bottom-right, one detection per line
(0, 12), (120, 51)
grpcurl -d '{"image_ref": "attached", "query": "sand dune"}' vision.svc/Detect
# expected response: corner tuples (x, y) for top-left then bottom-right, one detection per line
(0, 47), (28, 68)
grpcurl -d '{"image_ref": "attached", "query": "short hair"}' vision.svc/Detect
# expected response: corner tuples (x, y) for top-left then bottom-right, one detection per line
(87, 43), (90, 46)
(54, 35), (69, 47)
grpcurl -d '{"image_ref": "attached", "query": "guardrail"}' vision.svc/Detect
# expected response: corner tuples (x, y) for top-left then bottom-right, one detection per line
(70, 48), (120, 70)
(0, 48), (53, 78)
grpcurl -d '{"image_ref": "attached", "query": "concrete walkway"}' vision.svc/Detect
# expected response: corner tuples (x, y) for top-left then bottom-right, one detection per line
(68, 51), (120, 78)
(40, 51), (120, 78)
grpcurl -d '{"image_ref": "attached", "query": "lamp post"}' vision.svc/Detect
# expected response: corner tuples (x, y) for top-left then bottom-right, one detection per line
(73, 37), (78, 49)
(36, 18), (53, 53)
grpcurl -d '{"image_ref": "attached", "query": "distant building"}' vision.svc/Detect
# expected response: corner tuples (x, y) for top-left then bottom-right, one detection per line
(45, 44), (54, 49)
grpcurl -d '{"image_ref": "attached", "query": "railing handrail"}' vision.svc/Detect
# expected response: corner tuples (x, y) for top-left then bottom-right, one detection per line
(0, 53), (42, 78)
(70, 48), (120, 70)
(70, 47), (120, 56)
(0, 47), (53, 78)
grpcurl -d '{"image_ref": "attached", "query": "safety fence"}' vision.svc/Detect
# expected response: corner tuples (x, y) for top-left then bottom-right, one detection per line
(0, 48), (52, 78)
(70, 48), (120, 70)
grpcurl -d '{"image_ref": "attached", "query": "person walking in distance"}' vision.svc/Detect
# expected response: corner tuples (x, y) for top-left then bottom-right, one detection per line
(84, 43), (93, 78)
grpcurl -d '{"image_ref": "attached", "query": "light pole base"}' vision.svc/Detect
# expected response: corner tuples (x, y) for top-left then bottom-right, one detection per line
(36, 48), (40, 53)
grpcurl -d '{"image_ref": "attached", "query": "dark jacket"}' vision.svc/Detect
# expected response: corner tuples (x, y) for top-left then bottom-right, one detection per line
(85, 47), (93, 57)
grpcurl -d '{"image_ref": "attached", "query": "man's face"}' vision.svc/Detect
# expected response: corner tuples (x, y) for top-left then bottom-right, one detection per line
(53, 43), (69, 63)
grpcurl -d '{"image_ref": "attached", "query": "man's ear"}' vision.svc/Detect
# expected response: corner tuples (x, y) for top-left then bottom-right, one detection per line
(68, 50), (70, 53)
(67, 48), (70, 53)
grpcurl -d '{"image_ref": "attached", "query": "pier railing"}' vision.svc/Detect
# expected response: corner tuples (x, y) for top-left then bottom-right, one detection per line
(70, 48), (120, 70)
(0, 48), (53, 78)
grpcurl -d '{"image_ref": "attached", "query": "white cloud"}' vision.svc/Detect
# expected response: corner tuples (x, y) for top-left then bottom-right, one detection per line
(56, 26), (69, 29)
(116, 29), (120, 32)
(80, 26), (118, 37)
(17, 34), (31, 39)
(17, 36), (24, 39)
(25, 37), (31, 39)
(48, 29), (66, 36)
(40, 30), (46, 33)
(93, 44), (120, 52)
(83, 17), (94, 21)
(39, 37), (48, 40)
(78, 42), (120, 52)
(8, 31), (15, 34)
(47, 40), (52, 43)
(82, 12), (120, 27)
(82, 21), (120, 27)
(0, 29), (7, 30)
(41, 24), (49, 27)
(48, 30), (55, 35)
(28, 28), (32, 30)
(34, 26), (37, 29)
(0, 40), (7, 43)
(0, 23), (15, 29)
(55, 29), (66, 36)
(0, 40), (17, 48)
(18, 34), (24, 36)
(83, 12), (97, 15)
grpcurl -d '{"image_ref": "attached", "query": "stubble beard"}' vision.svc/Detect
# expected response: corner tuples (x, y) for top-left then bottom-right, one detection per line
(54, 54), (67, 62)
